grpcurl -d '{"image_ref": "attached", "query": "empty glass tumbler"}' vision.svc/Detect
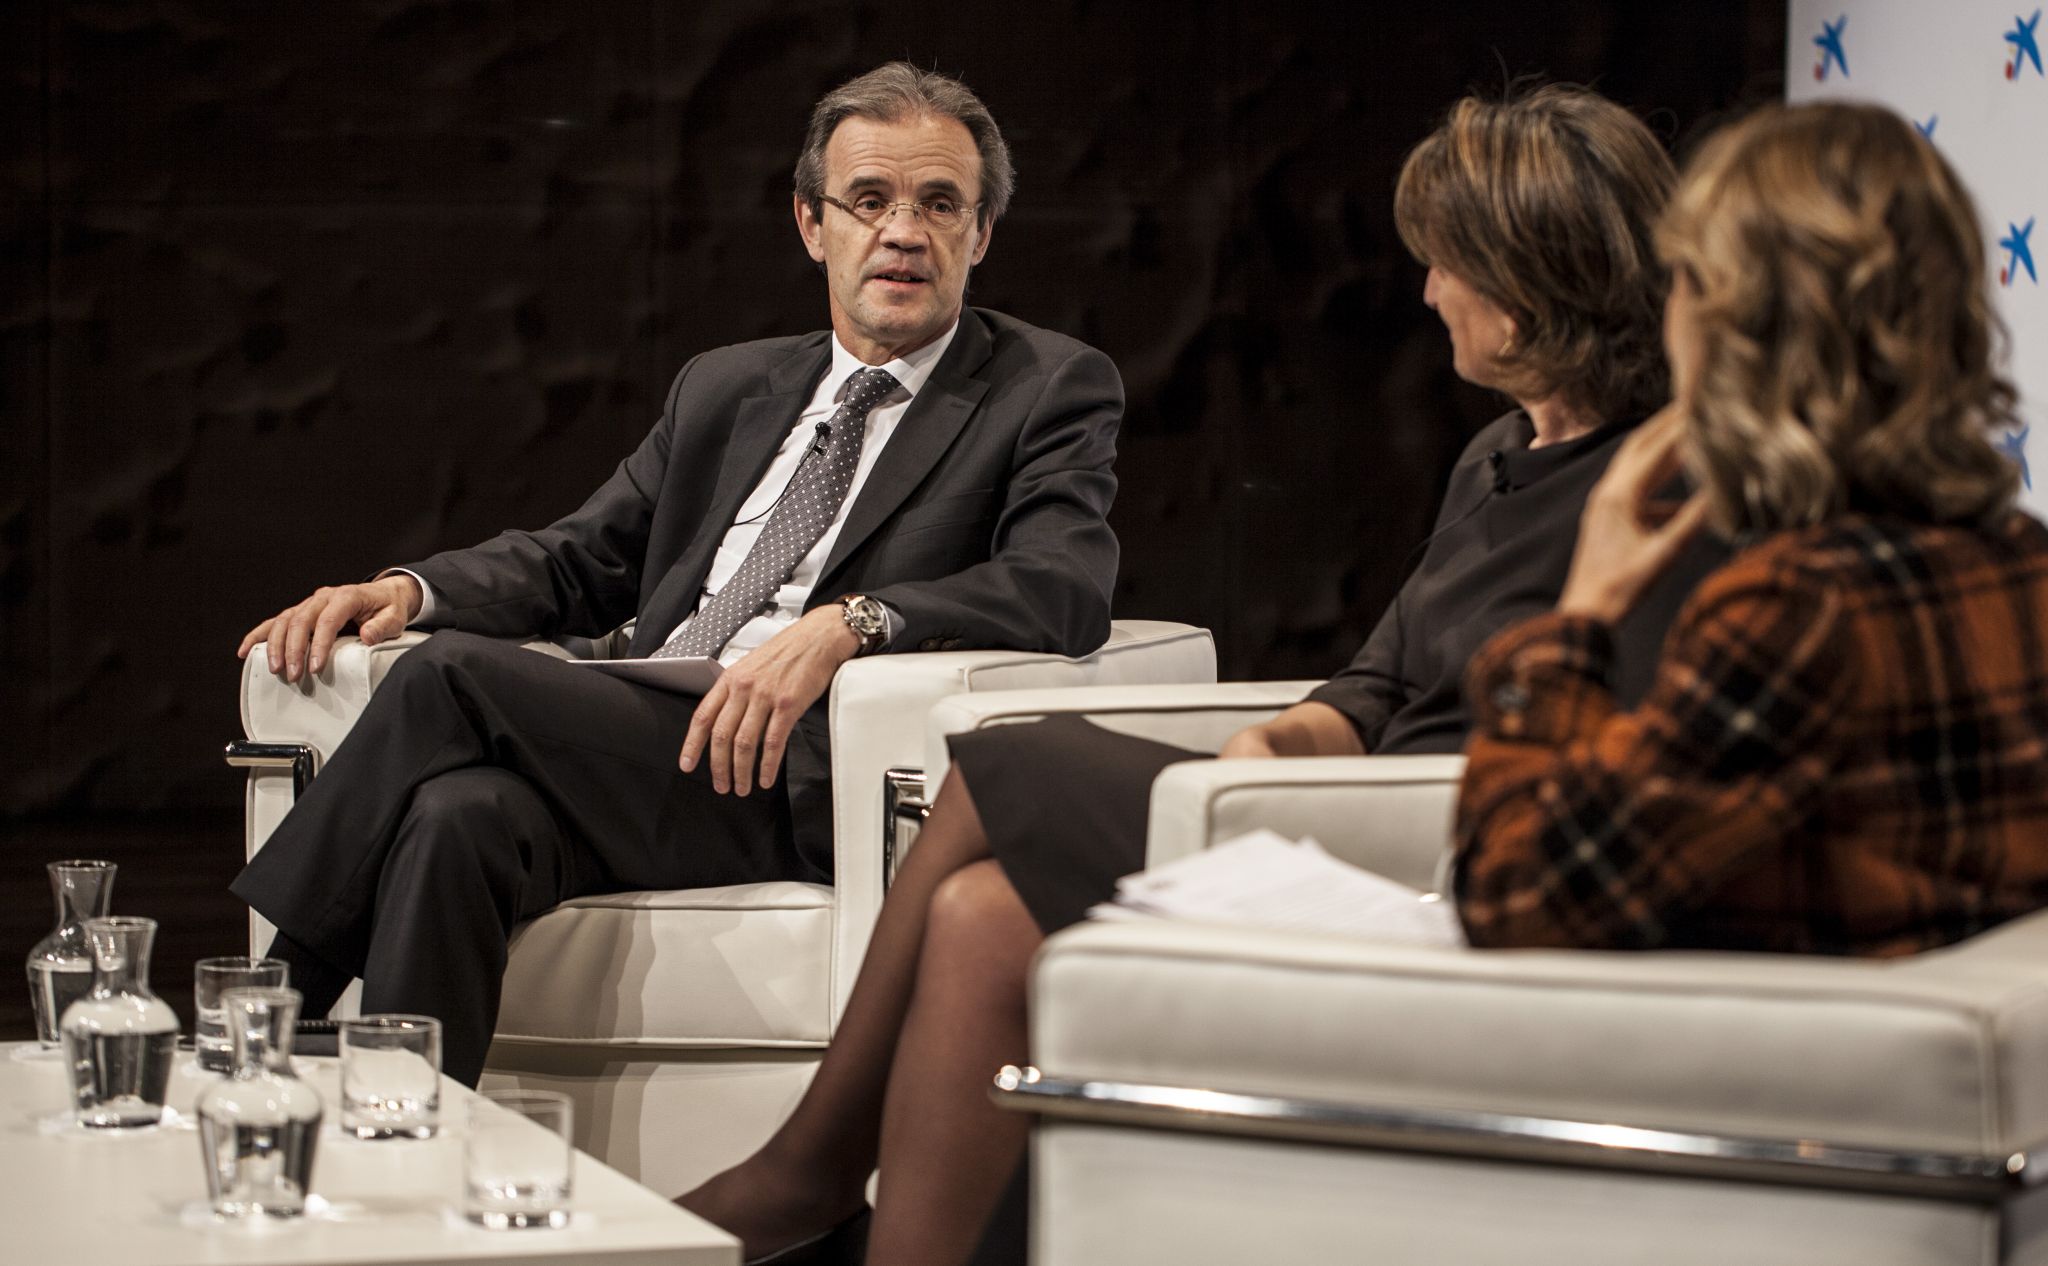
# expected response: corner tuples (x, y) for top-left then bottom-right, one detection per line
(464, 1090), (574, 1230)
(339, 1014), (441, 1139)
(25, 860), (117, 1046)
(193, 957), (289, 1074)
(195, 986), (324, 1219)
(61, 916), (179, 1128)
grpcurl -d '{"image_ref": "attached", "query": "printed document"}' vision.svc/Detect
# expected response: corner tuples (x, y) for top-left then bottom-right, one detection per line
(567, 655), (723, 697)
(1091, 829), (1466, 948)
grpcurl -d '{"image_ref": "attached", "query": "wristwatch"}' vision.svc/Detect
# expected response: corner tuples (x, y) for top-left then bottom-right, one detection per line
(838, 594), (888, 656)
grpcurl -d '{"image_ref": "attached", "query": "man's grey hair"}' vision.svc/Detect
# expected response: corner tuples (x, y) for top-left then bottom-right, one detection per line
(794, 62), (1014, 229)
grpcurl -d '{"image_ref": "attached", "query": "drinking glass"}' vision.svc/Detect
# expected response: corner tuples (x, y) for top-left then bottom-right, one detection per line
(193, 957), (289, 1074)
(463, 1090), (573, 1230)
(338, 1014), (441, 1139)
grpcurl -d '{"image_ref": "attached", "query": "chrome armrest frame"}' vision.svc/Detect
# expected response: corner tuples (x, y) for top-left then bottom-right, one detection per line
(991, 1066), (2039, 1204)
(224, 740), (319, 799)
(882, 767), (929, 889)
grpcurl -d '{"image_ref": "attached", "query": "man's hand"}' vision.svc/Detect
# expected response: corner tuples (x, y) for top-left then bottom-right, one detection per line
(1558, 406), (1713, 625)
(237, 573), (424, 683)
(680, 605), (863, 795)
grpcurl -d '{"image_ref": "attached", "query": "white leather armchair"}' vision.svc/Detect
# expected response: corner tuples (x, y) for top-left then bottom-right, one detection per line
(230, 619), (1215, 1195)
(1013, 914), (2048, 1266)
(938, 691), (2048, 1265)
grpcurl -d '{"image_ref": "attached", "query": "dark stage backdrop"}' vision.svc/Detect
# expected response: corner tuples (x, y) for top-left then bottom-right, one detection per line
(2, 1), (1785, 823)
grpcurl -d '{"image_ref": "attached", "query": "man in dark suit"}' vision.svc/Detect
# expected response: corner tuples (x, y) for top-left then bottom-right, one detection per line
(230, 63), (1121, 1085)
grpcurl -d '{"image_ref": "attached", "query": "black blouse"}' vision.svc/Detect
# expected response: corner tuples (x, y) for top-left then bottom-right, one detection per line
(1307, 409), (1723, 754)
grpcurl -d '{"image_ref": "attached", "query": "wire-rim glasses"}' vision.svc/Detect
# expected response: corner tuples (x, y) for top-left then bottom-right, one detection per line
(819, 193), (979, 233)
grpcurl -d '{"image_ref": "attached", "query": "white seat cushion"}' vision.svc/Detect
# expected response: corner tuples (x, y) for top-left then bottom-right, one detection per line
(497, 882), (835, 1046)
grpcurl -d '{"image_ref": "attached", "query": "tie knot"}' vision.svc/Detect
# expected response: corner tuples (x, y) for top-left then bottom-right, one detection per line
(843, 367), (899, 410)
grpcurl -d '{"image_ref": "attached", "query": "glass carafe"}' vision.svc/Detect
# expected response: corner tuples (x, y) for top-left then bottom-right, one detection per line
(196, 986), (324, 1218)
(60, 916), (178, 1128)
(25, 860), (117, 1046)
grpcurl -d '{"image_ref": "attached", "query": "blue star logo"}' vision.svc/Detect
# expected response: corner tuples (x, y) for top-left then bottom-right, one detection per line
(2008, 9), (2043, 79)
(1814, 16), (1850, 79)
(1916, 114), (1938, 139)
(1997, 424), (2031, 490)
(2001, 217), (2037, 286)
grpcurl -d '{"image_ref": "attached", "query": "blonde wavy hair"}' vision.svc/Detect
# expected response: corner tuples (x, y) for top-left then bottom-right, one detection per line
(1658, 103), (2019, 533)
(1395, 85), (1676, 423)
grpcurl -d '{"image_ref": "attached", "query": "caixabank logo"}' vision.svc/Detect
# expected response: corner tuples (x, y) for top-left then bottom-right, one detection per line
(2006, 9), (2042, 80)
(2001, 217), (2037, 287)
(1814, 15), (1850, 80)
(1995, 213), (2036, 490)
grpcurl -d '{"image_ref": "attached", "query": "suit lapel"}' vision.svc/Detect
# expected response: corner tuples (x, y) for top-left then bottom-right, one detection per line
(632, 338), (830, 655)
(818, 313), (994, 588)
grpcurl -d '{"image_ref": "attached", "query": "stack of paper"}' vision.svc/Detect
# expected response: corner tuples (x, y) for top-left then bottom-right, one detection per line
(1091, 829), (1466, 948)
(569, 655), (723, 696)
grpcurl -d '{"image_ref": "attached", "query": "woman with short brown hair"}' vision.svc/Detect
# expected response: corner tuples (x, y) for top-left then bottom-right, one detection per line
(1395, 84), (1675, 430)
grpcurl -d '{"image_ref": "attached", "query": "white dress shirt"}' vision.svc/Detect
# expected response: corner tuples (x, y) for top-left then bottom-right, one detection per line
(405, 321), (957, 665)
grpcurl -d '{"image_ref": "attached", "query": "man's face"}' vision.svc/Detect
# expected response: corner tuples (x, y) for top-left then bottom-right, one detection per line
(796, 112), (993, 364)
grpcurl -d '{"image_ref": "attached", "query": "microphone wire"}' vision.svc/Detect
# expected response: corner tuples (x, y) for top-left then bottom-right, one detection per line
(729, 420), (834, 528)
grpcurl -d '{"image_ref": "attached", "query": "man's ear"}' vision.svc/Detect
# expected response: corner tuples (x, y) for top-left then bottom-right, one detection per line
(969, 216), (995, 267)
(795, 194), (826, 264)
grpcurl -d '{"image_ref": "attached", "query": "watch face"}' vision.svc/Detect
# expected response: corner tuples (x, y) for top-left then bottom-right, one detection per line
(844, 597), (886, 637)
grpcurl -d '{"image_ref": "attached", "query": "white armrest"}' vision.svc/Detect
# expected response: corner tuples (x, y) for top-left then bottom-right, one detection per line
(1145, 755), (1463, 889)
(241, 631), (430, 764)
(240, 631), (575, 765)
(1033, 910), (2048, 1160)
(923, 680), (1324, 786)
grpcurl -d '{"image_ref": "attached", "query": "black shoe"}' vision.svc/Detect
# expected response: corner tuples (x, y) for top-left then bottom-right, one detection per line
(744, 1205), (870, 1266)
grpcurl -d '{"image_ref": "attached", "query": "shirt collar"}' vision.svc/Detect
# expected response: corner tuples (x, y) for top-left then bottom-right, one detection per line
(1493, 409), (1637, 491)
(826, 318), (961, 404)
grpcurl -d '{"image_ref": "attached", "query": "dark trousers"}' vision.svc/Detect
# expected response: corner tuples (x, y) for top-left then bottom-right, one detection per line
(231, 631), (801, 1084)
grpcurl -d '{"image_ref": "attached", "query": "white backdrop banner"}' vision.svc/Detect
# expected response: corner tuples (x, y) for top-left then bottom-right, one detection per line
(1787, 1), (2045, 516)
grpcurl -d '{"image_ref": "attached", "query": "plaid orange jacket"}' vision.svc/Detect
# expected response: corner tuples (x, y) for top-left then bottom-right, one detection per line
(1455, 511), (2048, 955)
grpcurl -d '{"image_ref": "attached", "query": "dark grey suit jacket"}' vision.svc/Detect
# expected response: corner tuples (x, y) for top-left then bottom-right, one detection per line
(402, 307), (1123, 876)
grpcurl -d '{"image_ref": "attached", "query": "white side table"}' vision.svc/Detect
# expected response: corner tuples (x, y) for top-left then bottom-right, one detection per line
(0, 1043), (737, 1265)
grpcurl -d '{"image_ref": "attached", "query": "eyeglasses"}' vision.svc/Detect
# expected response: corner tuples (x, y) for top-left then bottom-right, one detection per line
(819, 193), (979, 234)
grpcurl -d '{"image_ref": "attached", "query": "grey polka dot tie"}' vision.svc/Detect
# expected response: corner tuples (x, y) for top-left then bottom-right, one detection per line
(652, 366), (899, 660)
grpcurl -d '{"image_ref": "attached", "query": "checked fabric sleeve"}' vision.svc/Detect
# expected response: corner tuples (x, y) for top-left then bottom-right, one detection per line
(653, 366), (899, 661)
(1452, 513), (2048, 958)
(1451, 554), (1855, 953)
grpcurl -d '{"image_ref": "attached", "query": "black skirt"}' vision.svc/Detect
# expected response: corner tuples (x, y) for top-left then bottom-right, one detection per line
(946, 714), (1205, 934)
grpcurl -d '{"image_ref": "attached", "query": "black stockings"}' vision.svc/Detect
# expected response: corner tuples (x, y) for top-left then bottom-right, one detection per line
(677, 770), (1044, 1265)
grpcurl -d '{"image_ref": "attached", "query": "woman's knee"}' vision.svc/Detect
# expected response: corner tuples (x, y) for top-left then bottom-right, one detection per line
(924, 861), (1041, 974)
